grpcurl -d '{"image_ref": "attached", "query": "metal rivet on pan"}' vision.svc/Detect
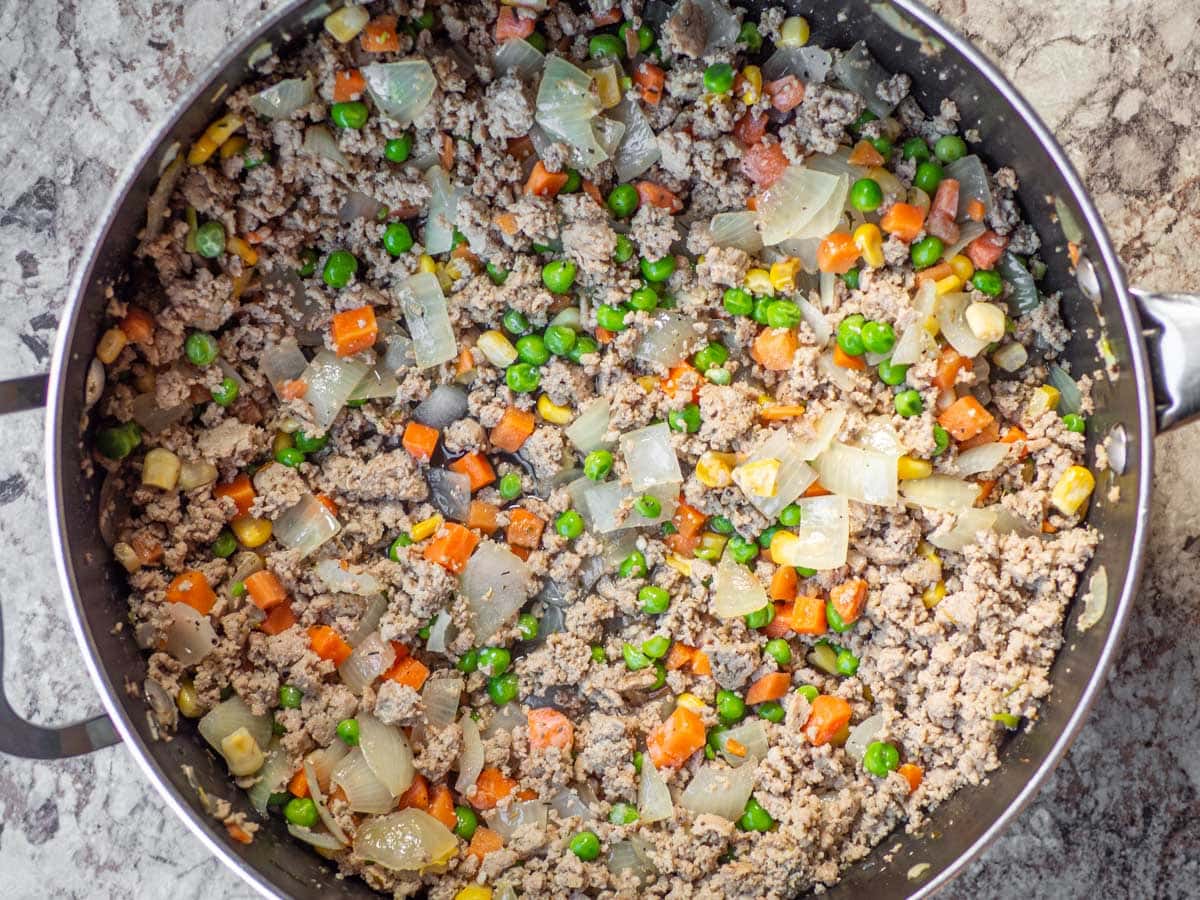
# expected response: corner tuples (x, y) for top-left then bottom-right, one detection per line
(1107, 423), (1128, 475)
(1076, 256), (1101, 302)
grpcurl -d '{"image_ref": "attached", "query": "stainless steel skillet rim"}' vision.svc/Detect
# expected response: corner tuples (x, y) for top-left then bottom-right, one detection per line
(42, 1), (1156, 897)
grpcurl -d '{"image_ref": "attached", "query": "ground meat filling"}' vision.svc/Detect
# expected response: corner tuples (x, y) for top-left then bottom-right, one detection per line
(92, 2), (1099, 897)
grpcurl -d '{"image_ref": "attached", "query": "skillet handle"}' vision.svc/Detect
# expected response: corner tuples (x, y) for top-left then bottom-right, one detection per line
(0, 372), (122, 758)
(1133, 289), (1200, 433)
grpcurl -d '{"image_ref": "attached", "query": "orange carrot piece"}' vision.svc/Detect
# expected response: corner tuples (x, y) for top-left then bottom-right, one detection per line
(595, 325), (616, 344)
(898, 763), (924, 793)
(804, 695), (853, 746)
(937, 396), (995, 442)
(333, 69), (365, 102)
(225, 821), (254, 844)
(592, 7), (621, 25)
(383, 655), (430, 691)
(816, 232), (861, 274)
(769, 565), (798, 602)
(214, 474), (255, 517)
(660, 362), (700, 401)
(691, 649), (712, 676)
(494, 6), (535, 41)
(763, 605), (793, 638)
(470, 768), (517, 810)
(733, 109), (768, 147)
(402, 421), (440, 461)
(751, 327), (800, 371)
(490, 407), (536, 453)
(428, 784), (457, 829)
(965, 230), (1008, 270)
(975, 479), (997, 504)
(287, 768), (310, 798)
(439, 133), (454, 171)
(315, 493), (339, 517)
(494, 212), (519, 235)
(848, 139), (886, 167)
(506, 507), (546, 550)
(632, 61), (664, 105)
(467, 500), (500, 535)
(244, 570), (288, 611)
(360, 15), (400, 52)
(448, 451), (496, 492)
(331, 305), (377, 357)
(467, 827), (504, 859)
(745, 672), (791, 705)
(880, 203), (927, 242)
(966, 198), (986, 222)
(725, 737), (747, 758)
(740, 141), (789, 189)
(787, 595), (827, 635)
(525, 159), (569, 197)
(166, 570), (217, 615)
(260, 603), (297, 636)
(759, 404), (807, 421)
(280, 378), (308, 400)
(764, 75), (805, 112)
(802, 481), (831, 498)
(665, 643), (695, 671)
(915, 261), (954, 287)
(833, 344), (867, 370)
(308, 625), (352, 666)
(647, 707), (706, 769)
(932, 346), (972, 391)
(958, 418), (1001, 450)
(119, 307), (155, 344)
(1000, 425), (1029, 459)
(635, 181), (683, 214)
(398, 773), (430, 811)
(422, 522), (480, 574)
(664, 501), (706, 555)
(506, 135), (535, 162)
(829, 578), (867, 625)
(528, 707), (574, 752)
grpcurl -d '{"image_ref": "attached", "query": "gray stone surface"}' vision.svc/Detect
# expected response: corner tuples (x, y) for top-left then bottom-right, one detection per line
(0, 1), (1196, 897)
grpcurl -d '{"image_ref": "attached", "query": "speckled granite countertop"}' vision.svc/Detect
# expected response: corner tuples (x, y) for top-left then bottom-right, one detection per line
(1, 1), (1197, 897)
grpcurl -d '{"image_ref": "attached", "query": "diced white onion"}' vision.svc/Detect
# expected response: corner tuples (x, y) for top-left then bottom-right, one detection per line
(338, 190), (385, 225)
(347, 595), (388, 648)
(250, 75), (314, 119)
(683, 0), (741, 52)
(247, 740), (292, 814)
(287, 824), (344, 851)
(795, 293), (831, 346)
(607, 836), (659, 883)
(715, 720), (769, 767)
(832, 41), (897, 117)
(637, 758), (674, 823)
(634, 311), (701, 369)
(383, 332), (416, 372)
(459, 541), (536, 643)
(812, 442), (897, 506)
(359, 713), (415, 797)
(818, 348), (860, 392)
(337, 632), (396, 693)
(427, 468), (472, 521)
(536, 55), (606, 167)
(709, 211), (763, 254)
(738, 428), (818, 518)
(274, 493), (341, 557)
(426, 610), (453, 655)
(198, 696), (272, 759)
(844, 713), (884, 760)
(679, 762), (755, 821)
(304, 759), (350, 845)
(611, 94), (660, 182)
(762, 45), (833, 83)
(485, 799), (547, 840)
(131, 393), (190, 434)
(955, 442), (1011, 476)
(1048, 364), (1083, 416)
(362, 60), (436, 127)
(620, 422), (682, 492)
(299, 350), (370, 430)
(713, 553), (769, 619)
(301, 125), (348, 169)
(401, 272), (458, 369)
(414, 384), (469, 429)
(566, 397), (611, 453)
(422, 676), (463, 727)
(423, 165), (462, 255)
(261, 338), (310, 398)
(942, 220), (988, 261)
(791, 407), (847, 461)
(991, 342), (1028, 373)
(935, 292), (988, 359)
(549, 788), (594, 822)
(352, 809), (457, 871)
(899, 475), (979, 512)
(316, 559), (382, 595)
(944, 156), (993, 221)
(332, 747), (398, 814)
(163, 601), (217, 665)
(482, 702), (528, 739)
(929, 505), (1040, 552)
(757, 165), (845, 246)
(305, 742), (349, 791)
(773, 495), (849, 570)
(1077, 565), (1108, 632)
(493, 39), (545, 79)
(455, 714), (485, 794)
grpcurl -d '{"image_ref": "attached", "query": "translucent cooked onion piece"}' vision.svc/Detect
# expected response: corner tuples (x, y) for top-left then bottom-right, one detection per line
(299, 351), (370, 431)
(709, 211), (763, 254)
(833, 41), (897, 117)
(549, 787), (594, 822)
(362, 60), (436, 126)
(610, 95), (660, 182)
(164, 601), (218, 665)
(607, 836), (659, 884)
(757, 165), (843, 246)
(935, 292), (989, 359)
(413, 384), (469, 429)
(287, 824), (345, 851)
(928, 507), (999, 552)
(791, 407), (847, 461)
(353, 809), (457, 871)
(679, 762), (756, 821)
(566, 397), (611, 453)
(811, 442), (897, 506)
(423, 166), (462, 256)
(945, 156), (993, 221)
(427, 468), (472, 521)
(620, 422), (682, 492)
(305, 759), (350, 845)
(347, 595), (388, 648)
(426, 610), (453, 654)
(593, 116), (626, 161)
(131, 392), (190, 434)
(637, 757), (674, 823)
(634, 311), (701, 368)
(358, 713), (415, 797)
(247, 740), (292, 814)
(773, 495), (849, 570)
(301, 124), (349, 169)
(250, 75), (315, 119)
(713, 553), (769, 619)
(306, 742), (350, 790)
(899, 475), (980, 512)
(261, 338), (310, 398)
(941, 220), (987, 261)
(333, 747), (398, 814)
(1048, 364), (1083, 416)
(455, 714), (484, 794)
(536, 55), (607, 167)
(338, 632), (397, 693)
(422, 676), (463, 727)
(762, 45), (833, 83)
(890, 318), (938, 367)
(1077, 565), (1108, 632)
(401, 272), (458, 369)
(739, 428), (818, 518)
(794, 293), (831, 346)
(955, 442), (1011, 476)
(683, 0), (741, 51)
(274, 493), (341, 557)
(493, 38), (545, 79)
(715, 721), (769, 767)
(316, 559), (382, 596)
(486, 799), (548, 840)
(844, 713), (884, 760)
(459, 541), (536, 643)
(198, 696), (273, 758)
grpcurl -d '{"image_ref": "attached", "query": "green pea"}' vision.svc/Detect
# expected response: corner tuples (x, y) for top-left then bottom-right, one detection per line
(667, 403), (701, 434)
(275, 446), (305, 468)
(723, 287), (754, 317)
(278, 685), (303, 711)
(835, 648), (860, 676)
(632, 750), (644, 773)
(842, 268), (861, 290)
(293, 432), (328, 454)
(914, 160), (944, 194)
(544, 325), (577, 357)
(850, 178), (884, 212)
(566, 334), (599, 363)
(478, 646), (512, 677)
(531, 242), (554, 255)
(628, 286), (659, 312)
(744, 605), (774, 630)
(284, 797), (319, 827)
(738, 796), (774, 831)
(642, 635), (670, 660)
(384, 134), (413, 163)
(796, 684), (819, 702)
(931, 423), (950, 456)
(487, 262), (510, 286)
(861, 320), (896, 355)
(622, 641), (650, 671)
(751, 294), (773, 325)
(590, 644), (607, 663)
(418, 622), (432, 641)
(836, 313), (867, 356)
(559, 168), (582, 193)
(323, 250), (358, 288)
(387, 533), (412, 561)
(608, 184), (639, 218)
(413, 9), (434, 29)
(910, 236), (945, 270)
(757, 525), (782, 550)
(456, 648), (479, 673)
(583, 449), (613, 481)
(638, 585), (670, 615)
(498, 472), (522, 500)
(454, 805), (478, 840)
(183, 333), (218, 369)
(877, 359), (909, 386)
(851, 110), (878, 132)
(619, 550), (648, 579)
(640, 256), (676, 283)
(902, 137), (931, 161)
(211, 531), (237, 559)
(693, 341), (729, 373)
(526, 31), (547, 52)
(487, 672), (519, 705)
(705, 367), (732, 385)
(934, 134), (968, 163)
(330, 101), (368, 129)
(894, 389), (924, 417)
(796, 566), (817, 577)
(992, 711), (1021, 730)
(648, 661), (667, 690)
(764, 638), (792, 666)
(870, 135), (894, 158)
(382, 222), (414, 256)
(195, 221), (226, 259)
(727, 535), (759, 564)
(613, 234), (635, 263)
(502, 309), (529, 336)
(757, 700), (785, 723)
(716, 689), (746, 725)
(776, 504), (802, 528)
(596, 304), (629, 332)
(972, 269), (1004, 296)
(517, 613), (539, 640)
(708, 515), (733, 535)
(863, 740), (901, 777)
(336, 717), (360, 746)
(589, 33), (624, 59)
(609, 802), (639, 825)
(1062, 413), (1086, 433)
(703, 62), (735, 94)
(542, 259), (577, 294)
(635, 24), (655, 51)
(297, 248), (319, 277)
(243, 152), (269, 170)
(506, 362), (541, 393)
(230, 581), (246, 599)
(569, 830), (601, 861)
(555, 509), (584, 539)
(634, 494), (661, 518)
(826, 602), (850, 634)
(765, 299), (802, 329)
(738, 20), (763, 51)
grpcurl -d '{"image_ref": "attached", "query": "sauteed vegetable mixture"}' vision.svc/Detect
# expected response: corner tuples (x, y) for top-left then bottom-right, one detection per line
(92, 1), (1101, 895)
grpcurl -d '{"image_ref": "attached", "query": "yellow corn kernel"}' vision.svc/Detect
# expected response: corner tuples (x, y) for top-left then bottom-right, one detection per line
(113, 541), (141, 574)
(934, 274), (964, 296)
(917, 540), (942, 569)
(923, 314), (940, 336)
(411, 514), (444, 542)
(768, 530), (800, 565)
(695, 531), (728, 559)
(177, 680), (204, 718)
(231, 267), (254, 301)
(636, 375), (658, 393)
(922, 581), (946, 609)
(676, 692), (708, 713)
(852, 223), (884, 269)
(227, 235), (258, 266)
(220, 135), (248, 160)
(435, 262), (457, 292)
(591, 64), (621, 109)
(96, 327), (128, 365)
(744, 268), (774, 296)
(1028, 384), (1061, 417)
(740, 65), (763, 105)
(272, 432), (294, 457)
(477, 330), (518, 368)
(779, 15), (810, 47)
(769, 257), (802, 292)
(733, 458), (780, 498)
(455, 888), (493, 900)
(948, 254), (975, 281)
(418, 253), (437, 274)
(897, 455), (933, 480)
(187, 114), (244, 166)
(142, 448), (182, 491)
(231, 515), (272, 548)
(696, 450), (735, 488)
(537, 394), (572, 425)
(665, 553), (693, 576)
(1050, 465), (1095, 516)
(221, 726), (265, 776)
(324, 4), (370, 42)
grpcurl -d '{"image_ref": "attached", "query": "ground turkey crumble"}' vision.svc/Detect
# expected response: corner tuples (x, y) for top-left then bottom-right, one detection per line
(91, 1), (1100, 897)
